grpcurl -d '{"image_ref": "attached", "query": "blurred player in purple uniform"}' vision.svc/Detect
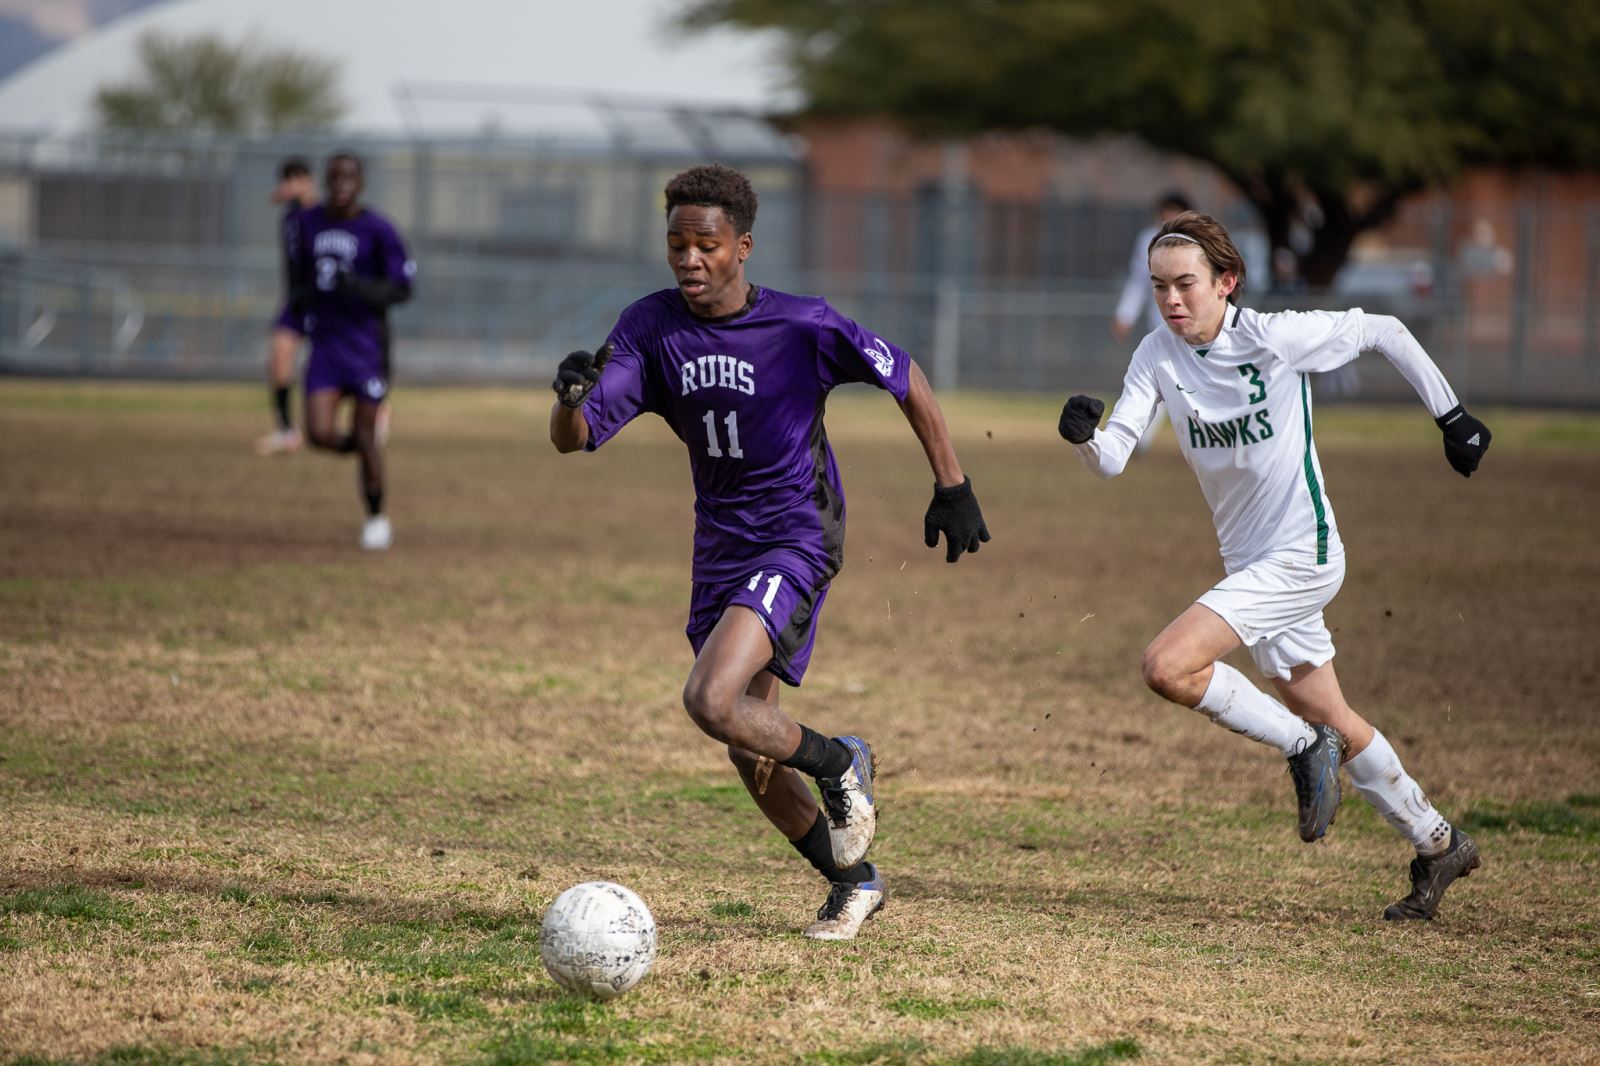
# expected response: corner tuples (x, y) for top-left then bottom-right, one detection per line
(289, 153), (415, 550)
(255, 158), (315, 456)
(550, 164), (989, 940)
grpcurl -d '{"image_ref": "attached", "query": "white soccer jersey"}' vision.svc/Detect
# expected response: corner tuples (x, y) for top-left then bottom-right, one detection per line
(1075, 305), (1459, 572)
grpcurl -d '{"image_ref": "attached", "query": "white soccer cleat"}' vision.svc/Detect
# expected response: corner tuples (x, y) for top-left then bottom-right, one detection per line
(254, 428), (302, 456)
(360, 515), (392, 551)
(804, 864), (885, 941)
(818, 736), (877, 868)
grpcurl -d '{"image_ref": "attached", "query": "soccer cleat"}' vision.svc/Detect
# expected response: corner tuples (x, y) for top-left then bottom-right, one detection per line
(1383, 828), (1481, 921)
(1287, 724), (1343, 842)
(804, 863), (885, 941)
(817, 736), (878, 868)
(254, 428), (302, 455)
(360, 515), (393, 551)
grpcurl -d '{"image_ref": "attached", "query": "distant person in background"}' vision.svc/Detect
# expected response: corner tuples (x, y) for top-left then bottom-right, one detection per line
(256, 157), (316, 456)
(1059, 211), (1491, 922)
(289, 152), (415, 550)
(1112, 192), (1193, 454)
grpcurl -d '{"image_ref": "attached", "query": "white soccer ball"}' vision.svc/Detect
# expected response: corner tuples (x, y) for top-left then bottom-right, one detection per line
(539, 881), (657, 1000)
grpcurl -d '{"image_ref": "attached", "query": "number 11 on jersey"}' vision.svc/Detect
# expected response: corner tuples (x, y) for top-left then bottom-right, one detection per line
(702, 409), (743, 459)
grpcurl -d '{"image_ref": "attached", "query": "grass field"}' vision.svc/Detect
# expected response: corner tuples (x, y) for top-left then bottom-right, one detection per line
(2, 380), (1598, 1065)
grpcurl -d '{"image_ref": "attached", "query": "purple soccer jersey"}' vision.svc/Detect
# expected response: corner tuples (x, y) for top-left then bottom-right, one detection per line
(292, 205), (414, 394)
(581, 287), (913, 588)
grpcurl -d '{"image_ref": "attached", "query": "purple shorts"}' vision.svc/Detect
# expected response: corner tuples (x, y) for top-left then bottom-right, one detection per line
(687, 564), (830, 686)
(304, 351), (388, 403)
(271, 304), (304, 333)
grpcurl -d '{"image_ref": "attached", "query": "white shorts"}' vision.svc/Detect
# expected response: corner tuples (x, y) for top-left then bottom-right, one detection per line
(1197, 551), (1346, 682)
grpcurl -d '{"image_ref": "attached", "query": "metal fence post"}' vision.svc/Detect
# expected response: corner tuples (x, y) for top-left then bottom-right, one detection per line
(934, 141), (967, 390)
(78, 266), (93, 373)
(1509, 199), (1535, 395)
(1586, 205), (1600, 376)
(932, 278), (960, 391)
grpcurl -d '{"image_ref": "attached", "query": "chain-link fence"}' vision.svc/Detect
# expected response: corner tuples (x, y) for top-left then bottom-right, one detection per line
(2, 129), (1597, 405)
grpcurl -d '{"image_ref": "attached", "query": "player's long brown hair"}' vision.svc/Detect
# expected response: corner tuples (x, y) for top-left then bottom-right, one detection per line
(1148, 211), (1247, 305)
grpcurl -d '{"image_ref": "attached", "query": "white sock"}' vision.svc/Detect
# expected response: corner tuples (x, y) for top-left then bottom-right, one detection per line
(1195, 661), (1317, 757)
(1345, 730), (1452, 856)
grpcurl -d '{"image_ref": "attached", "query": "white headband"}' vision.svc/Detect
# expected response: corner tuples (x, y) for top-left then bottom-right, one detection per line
(1157, 233), (1202, 245)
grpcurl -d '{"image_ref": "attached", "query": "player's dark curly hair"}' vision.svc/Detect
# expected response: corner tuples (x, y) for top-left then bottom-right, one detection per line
(326, 150), (364, 175)
(664, 164), (758, 236)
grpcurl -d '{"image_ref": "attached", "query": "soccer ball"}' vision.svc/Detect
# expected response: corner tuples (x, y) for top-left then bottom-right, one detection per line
(539, 881), (657, 1000)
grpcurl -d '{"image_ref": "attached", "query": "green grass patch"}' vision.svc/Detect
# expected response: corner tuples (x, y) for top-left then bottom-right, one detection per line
(382, 986), (493, 1022)
(2, 886), (124, 923)
(276, 889), (355, 907)
(950, 1041), (1141, 1066)
(475, 996), (732, 1064)
(1459, 798), (1600, 839)
(709, 900), (754, 918)
(658, 781), (751, 812)
(804, 1041), (932, 1066)
(220, 884), (254, 905)
(886, 995), (1002, 1020)
(339, 917), (543, 984)
(239, 928), (297, 963)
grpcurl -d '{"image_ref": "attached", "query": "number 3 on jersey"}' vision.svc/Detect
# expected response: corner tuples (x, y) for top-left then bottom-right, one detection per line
(702, 409), (744, 459)
(1238, 363), (1266, 404)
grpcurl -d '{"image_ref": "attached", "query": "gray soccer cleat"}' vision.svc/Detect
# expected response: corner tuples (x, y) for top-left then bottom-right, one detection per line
(804, 863), (885, 941)
(1287, 724), (1343, 842)
(817, 736), (878, 868)
(1383, 828), (1481, 921)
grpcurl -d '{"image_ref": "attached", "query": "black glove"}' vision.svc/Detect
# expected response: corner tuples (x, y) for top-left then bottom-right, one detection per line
(923, 477), (990, 564)
(552, 343), (614, 409)
(1058, 395), (1105, 444)
(1435, 404), (1490, 477)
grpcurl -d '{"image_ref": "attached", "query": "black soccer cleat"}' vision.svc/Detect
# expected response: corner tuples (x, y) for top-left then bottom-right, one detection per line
(1383, 828), (1481, 921)
(1287, 725), (1344, 842)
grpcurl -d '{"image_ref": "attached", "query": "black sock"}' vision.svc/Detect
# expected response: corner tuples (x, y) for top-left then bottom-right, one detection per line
(781, 726), (851, 780)
(337, 434), (358, 454)
(789, 811), (872, 885)
(272, 387), (292, 431)
(365, 490), (383, 517)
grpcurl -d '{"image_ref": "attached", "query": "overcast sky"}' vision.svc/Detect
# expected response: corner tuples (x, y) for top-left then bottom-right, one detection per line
(0, 0), (789, 136)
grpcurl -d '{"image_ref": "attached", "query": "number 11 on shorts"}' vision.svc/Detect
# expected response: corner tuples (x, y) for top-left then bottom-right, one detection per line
(746, 570), (783, 613)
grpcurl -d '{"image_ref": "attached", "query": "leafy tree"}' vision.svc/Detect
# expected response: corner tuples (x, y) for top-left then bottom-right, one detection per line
(95, 31), (343, 134)
(680, 0), (1600, 286)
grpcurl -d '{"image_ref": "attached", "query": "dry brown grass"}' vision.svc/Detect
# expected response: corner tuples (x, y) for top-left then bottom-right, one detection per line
(1, 380), (1597, 1064)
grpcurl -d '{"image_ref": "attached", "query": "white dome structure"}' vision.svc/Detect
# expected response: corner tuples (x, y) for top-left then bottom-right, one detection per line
(0, 0), (793, 137)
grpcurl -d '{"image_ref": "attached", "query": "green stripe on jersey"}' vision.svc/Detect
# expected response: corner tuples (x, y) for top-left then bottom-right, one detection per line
(1300, 376), (1328, 564)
